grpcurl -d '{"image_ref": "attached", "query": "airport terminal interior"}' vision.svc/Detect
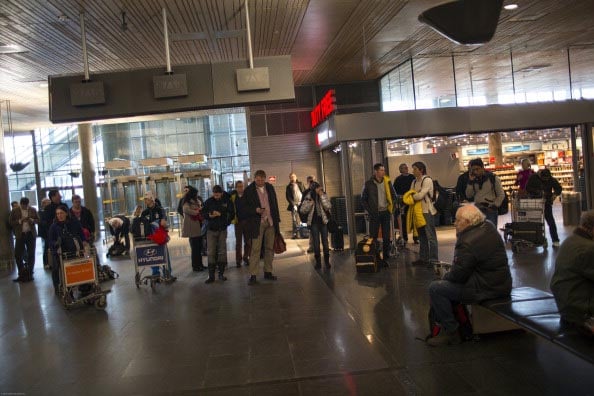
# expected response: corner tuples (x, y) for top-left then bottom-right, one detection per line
(2, 0), (594, 395)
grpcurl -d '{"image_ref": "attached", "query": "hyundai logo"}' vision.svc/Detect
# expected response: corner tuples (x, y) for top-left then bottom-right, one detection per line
(145, 248), (157, 257)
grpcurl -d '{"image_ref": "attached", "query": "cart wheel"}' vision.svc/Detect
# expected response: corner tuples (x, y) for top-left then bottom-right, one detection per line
(150, 279), (156, 290)
(62, 292), (73, 306)
(542, 239), (548, 249)
(511, 243), (519, 253)
(94, 295), (107, 310)
(163, 268), (171, 280)
(135, 273), (141, 288)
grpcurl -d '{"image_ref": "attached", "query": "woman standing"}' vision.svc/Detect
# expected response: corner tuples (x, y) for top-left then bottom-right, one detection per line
(299, 182), (332, 269)
(182, 186), (207, 271)
(410, 162), (439, 266)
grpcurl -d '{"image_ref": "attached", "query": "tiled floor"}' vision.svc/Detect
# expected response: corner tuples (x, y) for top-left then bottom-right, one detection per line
(1, 204), (593, 395)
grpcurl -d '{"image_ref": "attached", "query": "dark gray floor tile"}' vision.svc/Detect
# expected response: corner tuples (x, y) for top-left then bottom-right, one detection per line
(249, 354), (295, 382)
(407, 363), (477, 395)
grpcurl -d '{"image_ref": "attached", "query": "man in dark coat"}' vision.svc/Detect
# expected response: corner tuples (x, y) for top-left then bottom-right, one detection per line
(427, 204), (511, 346)
(551, 210), (594, 332)
(393, 163), (416, 244)
(526, 168), (563, 247)
(244, 169), (281, 285)
(203, 185), (235, 283)
(285, 173), (305, 239)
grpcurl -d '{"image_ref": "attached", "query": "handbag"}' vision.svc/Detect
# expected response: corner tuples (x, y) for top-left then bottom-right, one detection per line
(199, 221), (208, 237)
(273, 233), (287, 254)
(327, 218), (338, 234)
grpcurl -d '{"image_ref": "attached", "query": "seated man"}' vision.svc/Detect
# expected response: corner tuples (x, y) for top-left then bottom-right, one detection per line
(551, 210), (594, 334)
(427, 204), (511, 346)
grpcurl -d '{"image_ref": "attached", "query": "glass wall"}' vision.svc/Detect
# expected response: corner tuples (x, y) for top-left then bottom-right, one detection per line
(380, 46), (594, 110)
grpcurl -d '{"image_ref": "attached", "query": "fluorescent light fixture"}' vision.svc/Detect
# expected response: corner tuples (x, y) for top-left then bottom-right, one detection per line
(39, 82), (48, 88)
(504, 4), (519, 10)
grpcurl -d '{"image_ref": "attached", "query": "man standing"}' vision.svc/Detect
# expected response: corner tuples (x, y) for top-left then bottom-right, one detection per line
(141, 191), (175, 280)
(38, 198), (51, 269)
(427, 205), (511, 346)
(203, 185), (235, 283)
(551, 210), (594, 333)
(393, 163), (416, 244)
(230, 181), (251, 268)
(465, 158), (505, 227)
(286, 173), (305, 239)
(244, 170), (281, 285)
(361, 163), (397, 265)
(70, 194), (96, 240)
(526, 169), (563, 247)
(9, 197), (40, 282)
(41, 190), (65, 272)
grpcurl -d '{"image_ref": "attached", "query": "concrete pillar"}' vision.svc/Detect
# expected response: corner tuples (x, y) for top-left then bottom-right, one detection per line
(488, 132), (504, 166)
(77, 123), (100, 238)
(0, 113), (13, 269)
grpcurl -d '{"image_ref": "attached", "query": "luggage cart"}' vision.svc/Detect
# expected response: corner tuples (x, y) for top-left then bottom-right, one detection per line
(503, 192), (547, 253)
(133, 239), (172, 289)
(59, 247), (109, 310)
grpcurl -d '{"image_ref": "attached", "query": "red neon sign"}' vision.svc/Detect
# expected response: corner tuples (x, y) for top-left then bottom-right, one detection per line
(310, 89), (336, 128)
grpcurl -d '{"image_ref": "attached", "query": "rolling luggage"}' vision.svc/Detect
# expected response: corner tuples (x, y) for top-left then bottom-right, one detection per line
(331, 226), (344, 251)
(354, 236), (378, 272)
(298, 223), (310, 239)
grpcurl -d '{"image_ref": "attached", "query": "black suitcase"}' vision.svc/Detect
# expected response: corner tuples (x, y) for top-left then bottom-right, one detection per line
(298, 224), (310, 239)
(331, 226), (344, 251)
(354, 237), (379, 273)
(107, 242), (127, 257)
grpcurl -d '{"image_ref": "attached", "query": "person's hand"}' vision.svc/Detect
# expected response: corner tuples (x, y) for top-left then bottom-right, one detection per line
(256, 207), (265, 214)
(212, 210), (221, 217)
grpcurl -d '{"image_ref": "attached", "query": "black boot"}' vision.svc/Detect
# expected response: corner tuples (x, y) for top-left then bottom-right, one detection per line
(314, 255), (321, 269)
(324, 255), (331, 268)
(264, 272), (277, 280)
(205, 270), (215, 284)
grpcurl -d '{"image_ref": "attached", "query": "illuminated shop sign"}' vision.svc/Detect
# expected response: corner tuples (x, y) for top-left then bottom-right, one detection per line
(311, 89), (336, 128)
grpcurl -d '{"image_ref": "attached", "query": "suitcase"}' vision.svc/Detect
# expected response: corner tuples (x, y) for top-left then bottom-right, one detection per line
(106, 242), (127, 257)
(331, 226), (344, 251)
(355, 236), (378, 272)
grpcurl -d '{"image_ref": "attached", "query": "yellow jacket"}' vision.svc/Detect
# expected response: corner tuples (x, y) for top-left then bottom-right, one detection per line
(403, 190), (426, 237)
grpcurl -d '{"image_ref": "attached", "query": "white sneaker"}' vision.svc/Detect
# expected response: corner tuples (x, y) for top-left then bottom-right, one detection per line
(552, 241), (560, 248)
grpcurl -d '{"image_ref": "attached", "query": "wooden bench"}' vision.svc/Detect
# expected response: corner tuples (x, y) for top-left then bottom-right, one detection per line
(471, 286), (594, 364)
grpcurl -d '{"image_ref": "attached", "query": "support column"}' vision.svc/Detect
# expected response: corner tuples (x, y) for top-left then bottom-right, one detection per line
(340, 141), (356, 250)
(0, 113), (12, 269)
(77, 123), (99, 238)
(488, 132), (504, 167)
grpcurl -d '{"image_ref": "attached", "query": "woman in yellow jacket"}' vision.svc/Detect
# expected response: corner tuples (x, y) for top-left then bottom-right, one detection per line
(409, 161), (439, 266)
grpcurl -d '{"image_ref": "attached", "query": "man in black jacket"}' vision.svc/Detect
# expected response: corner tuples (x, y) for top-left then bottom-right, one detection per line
(526, 168), (563, 247)
(427, 204), (511, 346)
(244, 169), (281, 285)
(203, 185), (235, 283)
(393, 163), (416, 244)
(286, 173), (305, 239)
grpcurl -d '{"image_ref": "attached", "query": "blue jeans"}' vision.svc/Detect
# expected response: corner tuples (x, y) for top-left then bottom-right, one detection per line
(369, 210), (392, 259)
(419, 213), (438, 262)
(310, 222), (329, 258)
(429, 280), (465, 333)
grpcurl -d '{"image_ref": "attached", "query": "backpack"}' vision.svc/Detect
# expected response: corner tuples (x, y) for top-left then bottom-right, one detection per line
(432, 180), (451, 213)
(427, 302), (474, 342)
(486, 172), (509, 215)
(98, 264), (119, 282)
(59, 224), (83, 256)
(131, 216), (152, 239)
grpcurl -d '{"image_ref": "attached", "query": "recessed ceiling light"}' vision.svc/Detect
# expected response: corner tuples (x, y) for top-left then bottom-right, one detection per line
(504, 4), (519, 10)
(0, 44), (27, 54)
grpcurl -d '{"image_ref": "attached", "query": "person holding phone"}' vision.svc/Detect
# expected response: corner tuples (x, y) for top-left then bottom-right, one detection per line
(299, 182), (332, 269)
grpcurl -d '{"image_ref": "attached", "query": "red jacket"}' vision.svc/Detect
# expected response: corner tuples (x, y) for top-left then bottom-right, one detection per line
(148, 226), (170, 245)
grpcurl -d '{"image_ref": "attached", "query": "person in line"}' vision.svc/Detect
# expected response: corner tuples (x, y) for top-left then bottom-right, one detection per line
(141, 191), (175, 280)
(8, 201), (19, 240)
(70, 194), (96, 242)
(38, 198), (52, 269)
(9, 197), (40, 282)
(300, 181), (332, 269)
(393, 163), (417, 244)
(230, 181), (251, 268)
(48, 205), (87, 295)
(465, 158), (505, 227)
(361, 163), (397, 266)
(410, 161), (439, 266)
(455, 163), (471, 203)
(427, 205), (511, 346)
(286, 173), (305, 239)
(300, 175), (317, 253)
(182, 186), (207, 272)
(526, 168), (563, 247)
(515, 158), (535, 196)
(203, 185), (235, 283)
(244, 169), (281, 285)
(177, 185), (190, 219)
(107, 215), (131, 254)
(551, 210), (594, 335)
(41, 190), (66, 272)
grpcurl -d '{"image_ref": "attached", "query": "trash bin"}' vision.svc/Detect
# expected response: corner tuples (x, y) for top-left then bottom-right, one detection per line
(561, 191), (581, 226)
